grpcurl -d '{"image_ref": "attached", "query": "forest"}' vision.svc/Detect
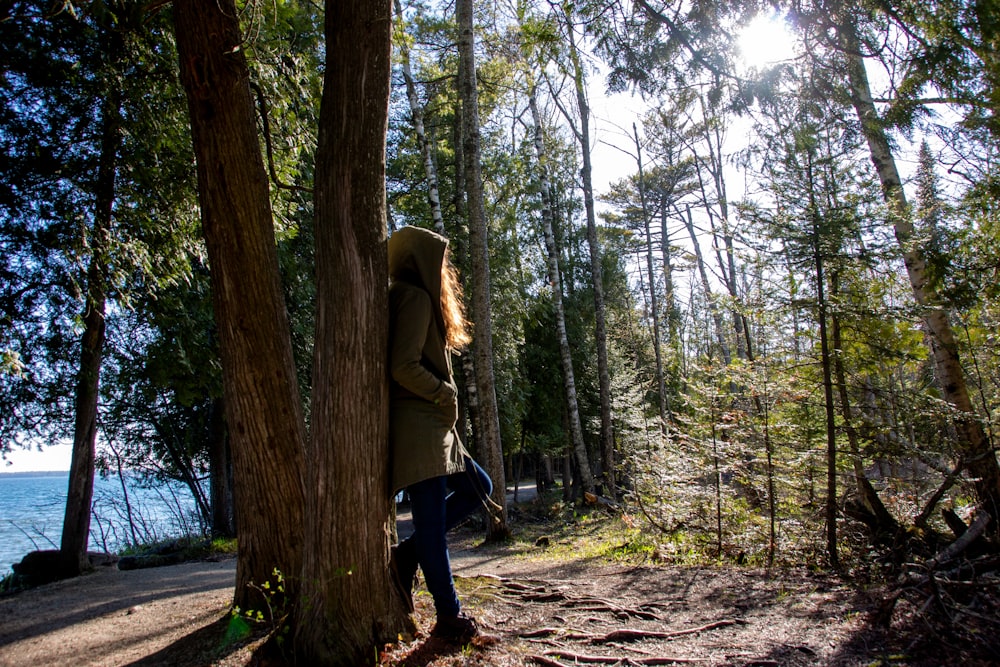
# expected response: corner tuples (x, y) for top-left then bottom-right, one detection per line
(1, 0), (999, 664)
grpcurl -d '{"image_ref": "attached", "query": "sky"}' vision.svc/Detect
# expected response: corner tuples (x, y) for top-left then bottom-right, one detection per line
(3, 443), (73, 473)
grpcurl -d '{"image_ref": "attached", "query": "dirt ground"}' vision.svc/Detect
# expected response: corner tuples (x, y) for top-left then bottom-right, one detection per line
(0, 512), (991, 666)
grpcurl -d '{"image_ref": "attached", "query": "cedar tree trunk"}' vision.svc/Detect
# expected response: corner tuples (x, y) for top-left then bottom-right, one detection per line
(172, 0), (306, 606)
(293, 1), (414, 663)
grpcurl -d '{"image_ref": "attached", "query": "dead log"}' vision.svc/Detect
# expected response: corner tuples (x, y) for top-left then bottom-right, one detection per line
(924, 513), (992, 571)
(875, 512), (999, 654)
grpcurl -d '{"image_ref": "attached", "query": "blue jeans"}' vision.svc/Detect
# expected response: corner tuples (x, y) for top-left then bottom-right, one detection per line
(398, 456), (493, 618)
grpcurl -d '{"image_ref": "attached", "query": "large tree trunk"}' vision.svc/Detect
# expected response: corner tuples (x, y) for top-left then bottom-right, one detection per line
(172, 0), (306, 608)
(841, 12), (1000, 531)
(294, 1), (414, 663)
(61, 51), (121, 575)
(528, 84), (596, 496)
(560, 7), (615, 495)
(457, 0), (509, 539)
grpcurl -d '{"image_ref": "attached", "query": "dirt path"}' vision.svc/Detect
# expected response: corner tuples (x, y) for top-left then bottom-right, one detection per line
(0, 541), (908, 667)
(0, 558), (237, 667)
(0, 487), (973, 667)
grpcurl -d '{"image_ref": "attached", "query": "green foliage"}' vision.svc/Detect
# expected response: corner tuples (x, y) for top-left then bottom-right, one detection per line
(230, 567), (291, 650)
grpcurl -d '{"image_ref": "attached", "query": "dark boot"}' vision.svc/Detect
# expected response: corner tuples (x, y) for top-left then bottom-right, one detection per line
(430, 612), (479, 642)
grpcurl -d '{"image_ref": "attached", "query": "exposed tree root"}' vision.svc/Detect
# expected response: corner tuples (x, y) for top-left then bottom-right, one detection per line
(531, 649), (709, 664)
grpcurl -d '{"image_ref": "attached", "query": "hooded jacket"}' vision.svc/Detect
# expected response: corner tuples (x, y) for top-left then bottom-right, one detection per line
(388, 226), (469, 492)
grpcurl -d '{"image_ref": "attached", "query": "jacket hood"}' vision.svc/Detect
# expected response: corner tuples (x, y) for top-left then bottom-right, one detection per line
(388, 225), (448, 334)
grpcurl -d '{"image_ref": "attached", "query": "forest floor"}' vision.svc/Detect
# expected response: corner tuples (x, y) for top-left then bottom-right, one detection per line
(0, 490), (993, 667)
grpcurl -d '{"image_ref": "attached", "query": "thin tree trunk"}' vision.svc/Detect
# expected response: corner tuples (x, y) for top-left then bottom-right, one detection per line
(173, 0), (306, 608)
(841, 13), (1000, 530)
(809, 194), (839, 569)
(831, 291), (897, 538)
(697, 94), (746, 362)
(633, 124), (668, 428)
(61, 36), (122, 575)
(150, 416), (211, 526)
(394, 0), (445, 235)
(457, 0), (509, 539)
(710, 397), (723, 557)
(528, 84), (596, 496)
(682, 205), (732, 367)
(451, 98), (478, 450)
(559, 7), (614, 494)
(207, 397), (234, 538)
(761, 353), (776, 571)
(660, 196), (679, 345)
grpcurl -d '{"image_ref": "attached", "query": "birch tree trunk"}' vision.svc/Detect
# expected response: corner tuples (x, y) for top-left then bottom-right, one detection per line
(457, 0), (509, 538)
(394, 0), (445, 235)
(559, 7), (615, 494)
(840, 12), (1000, 530)
(529, 84), (596, 496)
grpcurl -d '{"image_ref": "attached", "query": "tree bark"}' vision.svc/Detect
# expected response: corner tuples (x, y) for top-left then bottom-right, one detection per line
(528, 83), (596, 496)
(560, 7), (615, 495)
(295, 2), (414, 661)
(172, 0), (306, 607)
(61, 45), (121, 575)
(457, 0), (509, 539)
(841, 12), (1000, 531)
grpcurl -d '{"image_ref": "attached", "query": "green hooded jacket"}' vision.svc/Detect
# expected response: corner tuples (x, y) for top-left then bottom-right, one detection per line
(388, 226), (469, 492)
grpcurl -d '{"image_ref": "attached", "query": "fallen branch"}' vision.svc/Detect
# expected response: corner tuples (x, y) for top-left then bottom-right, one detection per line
(925, 513), (991, 570)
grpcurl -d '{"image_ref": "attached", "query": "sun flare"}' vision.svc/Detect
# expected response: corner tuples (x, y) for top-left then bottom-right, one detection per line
(737, 14), (797, 70)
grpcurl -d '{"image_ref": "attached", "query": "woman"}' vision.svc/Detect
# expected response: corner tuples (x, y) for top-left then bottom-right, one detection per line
(387, 225), (493, 642)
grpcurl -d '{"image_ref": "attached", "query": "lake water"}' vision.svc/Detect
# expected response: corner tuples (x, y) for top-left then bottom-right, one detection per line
(0, 472), (200, 574)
